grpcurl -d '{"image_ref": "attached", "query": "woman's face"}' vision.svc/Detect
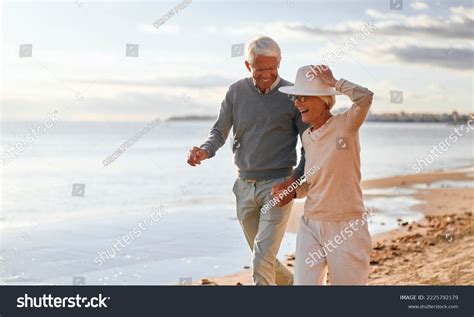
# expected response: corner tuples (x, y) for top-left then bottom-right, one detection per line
(293, 96), (327, 124)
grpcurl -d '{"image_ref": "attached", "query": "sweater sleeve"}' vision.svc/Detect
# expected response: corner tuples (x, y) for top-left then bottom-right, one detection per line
(335, 79), (374, 131)
(200, 87), (234, 158)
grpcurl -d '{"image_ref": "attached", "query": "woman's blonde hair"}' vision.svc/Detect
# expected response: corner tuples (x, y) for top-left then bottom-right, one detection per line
(316, 95), (336, 110)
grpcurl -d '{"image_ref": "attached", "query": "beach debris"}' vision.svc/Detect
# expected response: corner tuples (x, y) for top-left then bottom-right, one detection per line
(369, 213), (472, 281)
(243, 266), (250, 269)
(401, 222), (409, 226)
(236, 282), (242, 286)
(371, 268), (379, 274)
(444, 233), (454, 242)
(286, 254), (295, 261)
(199, 278), (217, 285)
(286, 263), (294, 267)
(373, 242), (385, 250)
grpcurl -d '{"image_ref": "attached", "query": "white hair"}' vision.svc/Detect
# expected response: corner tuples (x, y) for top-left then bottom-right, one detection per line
(317, 96), (336, 110)
(246, 36), (281, 65)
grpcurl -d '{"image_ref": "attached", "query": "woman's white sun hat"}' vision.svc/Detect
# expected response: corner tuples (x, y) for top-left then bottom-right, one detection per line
(279, 65), (341, 96)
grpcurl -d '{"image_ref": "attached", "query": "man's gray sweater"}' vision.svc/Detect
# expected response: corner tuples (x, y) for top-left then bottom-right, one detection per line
(200, 77), (308, 180)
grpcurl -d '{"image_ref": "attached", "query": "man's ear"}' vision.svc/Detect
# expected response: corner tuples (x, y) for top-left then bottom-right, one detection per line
(244, 61), (252, 72)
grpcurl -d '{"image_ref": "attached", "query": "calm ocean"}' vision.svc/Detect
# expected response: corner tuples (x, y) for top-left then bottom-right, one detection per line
(1, 120), (473, 284)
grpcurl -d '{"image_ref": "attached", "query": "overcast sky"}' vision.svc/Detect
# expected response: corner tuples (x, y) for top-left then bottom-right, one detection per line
(1, 0), (473, 121)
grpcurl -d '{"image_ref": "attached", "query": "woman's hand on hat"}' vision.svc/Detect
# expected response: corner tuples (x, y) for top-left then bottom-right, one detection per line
(311, 64), (338, 87)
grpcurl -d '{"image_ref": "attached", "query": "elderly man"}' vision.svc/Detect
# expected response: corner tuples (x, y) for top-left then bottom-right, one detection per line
(187, 36), (308, 285)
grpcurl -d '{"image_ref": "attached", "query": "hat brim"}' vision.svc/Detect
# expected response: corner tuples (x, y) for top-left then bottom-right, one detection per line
(279, 85), (341, 96)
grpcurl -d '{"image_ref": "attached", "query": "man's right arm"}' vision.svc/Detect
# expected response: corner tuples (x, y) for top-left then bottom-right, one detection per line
(199, 88), (234, 158)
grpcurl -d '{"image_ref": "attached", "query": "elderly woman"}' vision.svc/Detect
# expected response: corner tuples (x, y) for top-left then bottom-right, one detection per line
(274, 65), (374, 285)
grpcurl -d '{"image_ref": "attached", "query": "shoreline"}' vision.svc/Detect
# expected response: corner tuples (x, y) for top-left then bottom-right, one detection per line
(196, 166), (473, 285)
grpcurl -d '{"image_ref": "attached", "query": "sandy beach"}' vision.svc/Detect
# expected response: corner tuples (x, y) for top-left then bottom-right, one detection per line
(195, 167), (473, 286)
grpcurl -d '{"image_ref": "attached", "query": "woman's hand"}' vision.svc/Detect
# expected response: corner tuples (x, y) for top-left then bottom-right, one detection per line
(272, 188), (295, 207)
(311, 64), (338, 87)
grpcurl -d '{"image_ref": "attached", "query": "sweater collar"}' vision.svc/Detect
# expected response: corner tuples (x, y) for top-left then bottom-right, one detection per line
(252, 75), (281, 95)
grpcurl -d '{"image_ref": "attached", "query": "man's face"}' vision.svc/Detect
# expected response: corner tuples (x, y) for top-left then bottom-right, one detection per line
(245, 55), (279, 92)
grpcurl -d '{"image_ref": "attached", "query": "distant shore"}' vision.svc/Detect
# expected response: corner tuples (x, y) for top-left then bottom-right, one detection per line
(168, 112), (473, 123)
(195, 166), (473, 286)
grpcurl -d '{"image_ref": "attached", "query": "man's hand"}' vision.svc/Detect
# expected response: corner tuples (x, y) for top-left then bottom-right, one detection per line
(187, 146), (209, 166)
(271, 177), (297, 207)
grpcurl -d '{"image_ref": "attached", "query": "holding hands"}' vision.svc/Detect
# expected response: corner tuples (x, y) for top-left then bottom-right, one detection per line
(271, 177), (297, 207)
